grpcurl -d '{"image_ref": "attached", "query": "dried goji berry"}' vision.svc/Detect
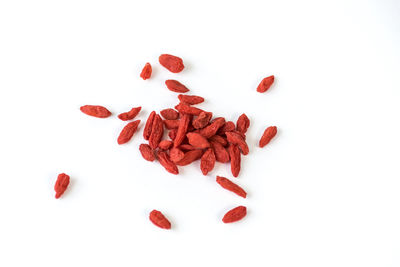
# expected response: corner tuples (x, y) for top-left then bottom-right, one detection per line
(228, 144), (241, 177)
(236, 113), (250, 134)
(139, 144), (155, 162)
(118, 120), (140, 145)
(118, 106), (141, 121)
(176, 149), (203, 166)
(157, 151), (179, 175)
(158, 140), (173, 150)
(160, 108), (179, 120)
(149, 210), (171, 229)
(168, 129), (177, 140)
(165, 80), (189, 93)
(225, 131), (249, 155)
(143, 111), (156, 140)
(173, 114), (190, 148)
(259, 126), (277, 147)
(163, 119), (180, 129)
(209, 135), (228, 147)
(178, 94), (204, 105)
(199, 117), (225, 138)
(179, 144), (196, 151)
(217, 121), (235, 135)
(257, 75), (274, 93)
(169, 147), (185, 162)
(80, 105), (111, 118)
(174, 102), (203, 116)
(200, 148), (216, 175)
(54, 173), (70, 199)
(192, 111), (212, 129)
(159, 54), (184, 73)
(186, 132), (210, 149)
(149, 114), (164, 149)
(211, 141), (230, 163)
(140, 63), (152, 80)
(216, 176), (246, 198)
(222, 206), (247, 223)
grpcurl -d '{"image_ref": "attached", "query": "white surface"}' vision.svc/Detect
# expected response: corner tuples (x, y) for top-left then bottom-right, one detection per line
(0, 0), (399, 266)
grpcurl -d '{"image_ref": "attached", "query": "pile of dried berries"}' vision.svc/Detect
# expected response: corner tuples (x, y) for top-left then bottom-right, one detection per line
(55, 54), (277, 229)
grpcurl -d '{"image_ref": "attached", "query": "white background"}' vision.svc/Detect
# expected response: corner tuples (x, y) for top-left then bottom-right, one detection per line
(0, 0), (399, 266)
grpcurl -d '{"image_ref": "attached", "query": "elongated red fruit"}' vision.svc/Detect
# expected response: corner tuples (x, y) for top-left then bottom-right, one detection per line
(54, 173), (70, 199)
(165, 80), (189, 93)
(80, 105), (111, 118)
(139, 144), (155, 162)
(199, 117), (225, 138)
(140, 63), (152, 80)
(176, 150), (203, 166)
(222, 206), (247, 223)
(228, 144), (241, 177)
(186, 132), (210, 149)
(236, 113), (250, 134)
(169, 147), (185, 162)
(149, 210), (171, 229)
(118, 107), (141, 121)
(209, 135), (228, 146)
(160, 108), (179, 120)
(163, 119), (180, 129)
(149, 115), (164, 149)
(158, 140), (173, 150)
(216, 176), (246, 198)
(143, 111), (156, 140)
(178, 94), (204, 105)
(225, 131), (249, 155)
(257, 75), (274, 93)
(175, 102), (203, 116)
(259, 126), (277, 147)
(211, 141), (230, 163)
(157, 151), (179, 175)
(118, 120), (140, 145)
(159, 54), (184, 73)
(200, 148), (215, 175)
(192, 112), (212, 129)
(217, 121), (235, 135)
(174, 114), (190, 147)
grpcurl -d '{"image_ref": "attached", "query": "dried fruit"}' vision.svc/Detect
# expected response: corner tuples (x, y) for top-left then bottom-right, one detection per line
(165, 80), (189, 93)
(186, 132), (210, 149)
(139, 144), (155, 161)
(158, 140), (173, 150)
(199, 117), (225, 138)
(176, 149), (203, 166)
(149, 115), (164, 149)
(143, 111), (156, 140)
(192, 111), (212, 129)
(225, 131), (249, 155)
(216, 176), (246, 198)
(228, 144), (241, 177)
(236, 113), (250, 134)
(80, 105), (111, 118)
(222, 206), (247, 223)
(140, 63), (152, 80)
(174, 114), (190, 148)
(160, 108), (179, 120)
(209, 135), (228, 147)
(179, 144), (196, 151)
(118, 107), (141, 121)
(118, 120), (140, 145)
(178, 94), (204, 105)
(170, 147), (185, 162)
(149, 210), (171, 229)
(168, 129), (177, 140)
(163, 119), (180, 129)
(157, 151), (179, 175)
(200, 148), (216, 175)
(159, 54), (184, 73)
(211, 141), (230, 163)
(257, 75), (274, 93)
(54, 173), (70, 199)
(259, 126), (277, 147)
(174, 102), (203, 116)
(217, 121), (235, 135)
